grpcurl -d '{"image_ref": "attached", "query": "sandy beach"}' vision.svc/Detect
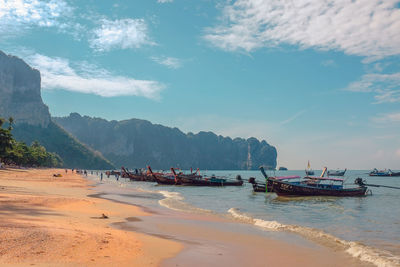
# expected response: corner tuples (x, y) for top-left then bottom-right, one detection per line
(0, 168), (181, 266)
(0, 168), (371, 267)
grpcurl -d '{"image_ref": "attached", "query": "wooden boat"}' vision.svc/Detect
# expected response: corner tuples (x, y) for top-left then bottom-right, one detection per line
(171, 168), (243, 186)
(248, 177), (267, 192)
(121, 167), (155, 182)
(257, 166), (301, 192)
(170, 168), (203, 182)
(327, 169), (346, 176)
(147, 166), (180, 185)
(369, 168), (400, 177)
(271, 177), (367, 197)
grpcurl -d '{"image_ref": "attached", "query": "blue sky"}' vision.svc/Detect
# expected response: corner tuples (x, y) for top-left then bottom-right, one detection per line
(1, 0), (400, 169)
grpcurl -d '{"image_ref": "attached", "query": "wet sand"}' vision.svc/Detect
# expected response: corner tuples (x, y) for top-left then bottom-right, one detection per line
(93, 183), (372, 267)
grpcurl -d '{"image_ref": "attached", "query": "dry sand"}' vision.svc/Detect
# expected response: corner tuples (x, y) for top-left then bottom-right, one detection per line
(0, 168), (182, 266)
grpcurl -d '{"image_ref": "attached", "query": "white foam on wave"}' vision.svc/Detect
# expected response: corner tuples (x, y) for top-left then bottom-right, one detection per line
(157, 190), (213, 214)
(228, 208), (400, 267)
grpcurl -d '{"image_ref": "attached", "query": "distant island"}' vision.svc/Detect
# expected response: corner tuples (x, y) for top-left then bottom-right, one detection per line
(279, 167), (288, 171)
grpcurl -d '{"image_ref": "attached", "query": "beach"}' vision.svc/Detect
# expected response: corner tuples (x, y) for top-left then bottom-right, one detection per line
(0, 168), (181, 266)
(0, 168), (377, 266)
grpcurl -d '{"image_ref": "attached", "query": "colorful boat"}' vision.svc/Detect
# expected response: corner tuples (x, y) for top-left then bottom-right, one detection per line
(271, 177), (367, 197)
(369, 168), (400, 177)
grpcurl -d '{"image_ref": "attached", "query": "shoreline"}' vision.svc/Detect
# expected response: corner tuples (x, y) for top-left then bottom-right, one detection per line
(0, 168), (374, 266)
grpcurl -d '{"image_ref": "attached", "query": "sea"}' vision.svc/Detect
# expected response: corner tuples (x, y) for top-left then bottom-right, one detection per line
(86, 169), (400, 267)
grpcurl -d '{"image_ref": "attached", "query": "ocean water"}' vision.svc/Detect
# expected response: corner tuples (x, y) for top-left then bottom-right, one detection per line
(87, 170), (400, 267)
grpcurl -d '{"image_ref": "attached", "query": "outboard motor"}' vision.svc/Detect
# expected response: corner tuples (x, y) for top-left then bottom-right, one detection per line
(236, 175), (242, 181)
(248, 177), (256, 184)
(354, 177), (365, 186)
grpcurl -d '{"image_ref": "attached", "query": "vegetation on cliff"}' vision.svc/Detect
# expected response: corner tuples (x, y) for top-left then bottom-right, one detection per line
(0, 117), (62, 167)
(11, 121), (114, 169)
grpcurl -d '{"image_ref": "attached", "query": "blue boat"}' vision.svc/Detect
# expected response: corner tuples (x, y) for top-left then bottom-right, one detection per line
(369, 168), (400, 177)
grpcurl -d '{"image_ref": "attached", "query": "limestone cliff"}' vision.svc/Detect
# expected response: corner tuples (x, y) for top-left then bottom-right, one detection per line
(0, 50), (50, 126)
(54, 113), (277, 170)
(0, 51), (113, 169)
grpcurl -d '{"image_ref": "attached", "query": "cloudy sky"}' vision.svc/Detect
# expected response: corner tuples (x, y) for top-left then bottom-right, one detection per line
(1, 0), (400, 169)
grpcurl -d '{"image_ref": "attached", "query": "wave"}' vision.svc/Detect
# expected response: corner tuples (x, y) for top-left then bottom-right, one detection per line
(228, 208), (400, 267)
(155, 190), (214, 214)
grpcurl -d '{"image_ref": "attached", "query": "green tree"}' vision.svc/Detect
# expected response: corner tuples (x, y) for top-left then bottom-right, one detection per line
(0, 118), (13, 161)
(0, 117), (62, 167)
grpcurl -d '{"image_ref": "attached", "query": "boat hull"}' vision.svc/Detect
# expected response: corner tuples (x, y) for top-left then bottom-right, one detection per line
(154, 175), (180, 185)
(327, 170), (346, 176)
(272, 180), (367, 197)
(181, 179), (243, 186)
(369, 172), (400, 177)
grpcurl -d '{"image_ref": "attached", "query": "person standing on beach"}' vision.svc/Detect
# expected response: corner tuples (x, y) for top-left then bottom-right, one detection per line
(100, 172), (103, 181)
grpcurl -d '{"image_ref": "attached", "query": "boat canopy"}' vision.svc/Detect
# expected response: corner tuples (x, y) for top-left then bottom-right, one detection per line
(275, 175), (301, 180)
(305, 176), (344, 182)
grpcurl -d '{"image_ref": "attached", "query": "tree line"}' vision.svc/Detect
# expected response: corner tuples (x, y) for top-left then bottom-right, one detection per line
(0, 117), (62, 167)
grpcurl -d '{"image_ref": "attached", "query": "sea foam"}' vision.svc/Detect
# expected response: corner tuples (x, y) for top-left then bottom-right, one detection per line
(228, 208), (400, 267)
(157, 190), (213, 214)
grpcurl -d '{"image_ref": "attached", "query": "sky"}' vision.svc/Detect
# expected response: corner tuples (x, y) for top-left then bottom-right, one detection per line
(1, 0), (400, 169)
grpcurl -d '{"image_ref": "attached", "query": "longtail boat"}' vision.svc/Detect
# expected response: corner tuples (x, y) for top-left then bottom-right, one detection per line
(271, 176), (367, 197)
(147, 166), (180, 185)
(369, 168), (400, 177)
(121, 167), (155, 182)
(171, 168), (243, 186)
(256, 166), (301, 192)
(327, 168), (347, 176)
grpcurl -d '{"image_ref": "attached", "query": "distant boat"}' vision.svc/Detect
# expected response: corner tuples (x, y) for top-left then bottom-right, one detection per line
(327, 168), (347, 176)
(369, 168), (400, 177)
(279, 167), (288, 171)
(305, 160), (314, 175)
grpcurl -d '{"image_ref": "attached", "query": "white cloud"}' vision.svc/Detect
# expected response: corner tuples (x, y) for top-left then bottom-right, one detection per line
(346, 72), (400, 103)
(26, 53), (164, 99)
(157, 0), (173, 3)
(151, 56), (182, 69)
(0, 0), (73, 37)
(371, 112), (400, 124)
(280, 110), (306, 125)
(90, 19), (154, 51)
(204, 0), (400, 59)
